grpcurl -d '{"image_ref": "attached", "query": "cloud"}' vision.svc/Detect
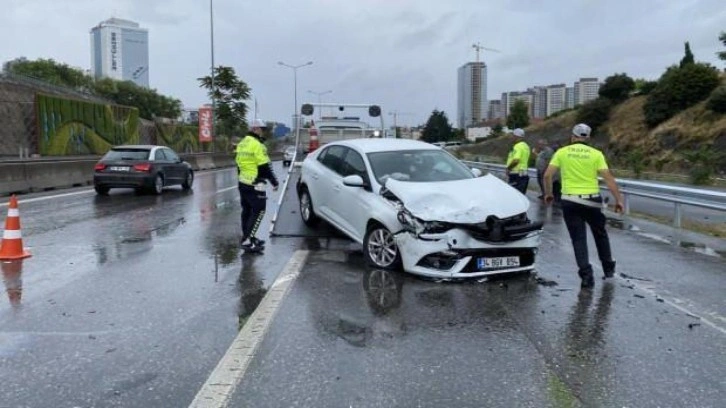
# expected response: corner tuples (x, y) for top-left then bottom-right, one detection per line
(1, 0), (724, 128)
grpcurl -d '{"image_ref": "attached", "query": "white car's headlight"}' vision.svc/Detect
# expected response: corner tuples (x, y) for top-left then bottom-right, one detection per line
(397, 209), (452, 234)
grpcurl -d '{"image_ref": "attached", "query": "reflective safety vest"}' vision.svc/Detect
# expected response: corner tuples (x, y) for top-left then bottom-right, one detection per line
(507, 141), (530, 175)
(235, 135), (270, 185)
(549, 143), (608, 195)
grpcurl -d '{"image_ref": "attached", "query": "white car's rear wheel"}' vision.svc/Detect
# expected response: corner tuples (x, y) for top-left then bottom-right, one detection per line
(364, 224), (401, 270)
(299, 188), (319, 227)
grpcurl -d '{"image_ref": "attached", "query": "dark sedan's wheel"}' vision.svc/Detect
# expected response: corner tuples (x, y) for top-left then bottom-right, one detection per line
(152, 174), (164, 195)
(299, 188), (319, 227)
(94, 185), (109, 195)
(363, 223), (402, 270)
(182, 171), (194, 190)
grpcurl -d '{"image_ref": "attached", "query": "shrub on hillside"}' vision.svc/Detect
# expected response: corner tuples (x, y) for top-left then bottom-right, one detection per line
(599, 73), (635, 103)
(706, 86), (726, 114)
(575, 98), (614, 133)
(634, 79), (658, 95)
(644, 63), (721, 127)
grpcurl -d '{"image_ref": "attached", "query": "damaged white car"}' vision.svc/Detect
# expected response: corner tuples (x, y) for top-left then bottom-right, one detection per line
(296, 139), (543, 279)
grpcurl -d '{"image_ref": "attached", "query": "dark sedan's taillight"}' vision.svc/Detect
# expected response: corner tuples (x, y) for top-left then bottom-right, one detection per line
(133, 163), (152, 172)
(94, 163), (106, 171)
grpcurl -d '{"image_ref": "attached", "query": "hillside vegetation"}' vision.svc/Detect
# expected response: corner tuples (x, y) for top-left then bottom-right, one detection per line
(459, 37), (726, 184)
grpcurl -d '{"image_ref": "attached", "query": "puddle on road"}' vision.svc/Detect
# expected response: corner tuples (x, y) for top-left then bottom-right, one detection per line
(607, 219), (724, 259)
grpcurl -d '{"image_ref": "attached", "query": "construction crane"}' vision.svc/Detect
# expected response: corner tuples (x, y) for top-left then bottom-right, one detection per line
(472, 42), (501, 63)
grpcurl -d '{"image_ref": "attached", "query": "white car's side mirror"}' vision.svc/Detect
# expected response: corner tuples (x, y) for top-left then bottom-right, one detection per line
(471, 168), (483, 177)
(343, 175), (366, 187)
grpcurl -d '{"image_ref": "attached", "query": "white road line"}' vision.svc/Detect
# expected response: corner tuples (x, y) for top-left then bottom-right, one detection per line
(0, 189), (95, 207)
(188, 250), (310, 408)
(215, 186), (237, 194)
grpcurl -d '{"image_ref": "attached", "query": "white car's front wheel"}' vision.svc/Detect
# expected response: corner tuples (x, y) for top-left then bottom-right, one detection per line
(364, 224), (401, 270)
(299, 188), (319, 227)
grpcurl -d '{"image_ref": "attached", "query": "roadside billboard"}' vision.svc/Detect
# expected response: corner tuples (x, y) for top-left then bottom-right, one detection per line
(198, 106), (213, 142)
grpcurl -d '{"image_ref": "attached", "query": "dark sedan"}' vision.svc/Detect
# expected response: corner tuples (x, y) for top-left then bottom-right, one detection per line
(93, 145), (194, 195)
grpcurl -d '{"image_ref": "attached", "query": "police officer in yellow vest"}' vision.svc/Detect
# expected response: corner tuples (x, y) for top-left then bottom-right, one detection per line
(236, 118), (279, 253)
(544, 123), (624, 289)
(506, 128), (531, 194)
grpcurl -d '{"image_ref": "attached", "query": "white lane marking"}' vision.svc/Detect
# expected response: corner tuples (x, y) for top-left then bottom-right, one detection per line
(591, 265), (726, 336)
(215, 186), (237, 194)
(188, 250), (310, 408)
(0, 190), (95, 207)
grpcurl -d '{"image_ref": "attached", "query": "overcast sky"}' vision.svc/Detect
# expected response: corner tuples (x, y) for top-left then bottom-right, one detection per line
(2, 0), (724, 127)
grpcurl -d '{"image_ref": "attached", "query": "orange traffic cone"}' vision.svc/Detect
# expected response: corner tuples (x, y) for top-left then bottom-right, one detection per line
(2, 260), (23, 307)
(308, 120), (320, 152)
(0, 195), (32, 260)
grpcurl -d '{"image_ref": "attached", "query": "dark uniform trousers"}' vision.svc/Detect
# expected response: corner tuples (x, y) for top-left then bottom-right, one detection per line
(508, 174), (530, 195)
(238, 182), (267, 240)
(561, 196), (616, 278)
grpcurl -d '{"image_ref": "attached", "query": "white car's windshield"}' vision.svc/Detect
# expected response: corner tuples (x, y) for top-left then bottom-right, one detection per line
(367, 149), (474, 184)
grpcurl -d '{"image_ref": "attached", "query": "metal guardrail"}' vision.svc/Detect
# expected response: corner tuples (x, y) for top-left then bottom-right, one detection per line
(463, 161), (726, 228)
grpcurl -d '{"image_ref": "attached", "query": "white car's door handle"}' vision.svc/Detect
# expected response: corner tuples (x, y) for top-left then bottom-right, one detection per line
(312, 173), (319, 180)
(333, 185), (342, 192)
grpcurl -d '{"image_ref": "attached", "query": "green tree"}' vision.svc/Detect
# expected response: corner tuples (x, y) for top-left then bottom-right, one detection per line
(576, 98), (614, 133)
(644, 62), (721, 127)
(198, 66), (251, 137)
(491, 123), (504, 138)
(506, 99), (530, 129)
(706, 86), (726, 113)
(634, 78), (658, 95)
(3, 57), (182, 119)
(680, 42), (695, 67)
(718, 31), (726, 62)
(598, 73), (635, 103)
(93, 79), (181, 119)
(3, 57), (92, 91)
(421, 110), (453, 143)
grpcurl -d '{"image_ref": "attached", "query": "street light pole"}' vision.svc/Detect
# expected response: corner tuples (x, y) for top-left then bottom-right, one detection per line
(209, 0), (216, 153)
(307, 90), (332, 119)
(278, 61), (313, 153)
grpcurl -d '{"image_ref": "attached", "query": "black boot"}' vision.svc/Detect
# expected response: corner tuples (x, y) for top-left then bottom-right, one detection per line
(579, 265), (595, 289)
(602, 260), (616, 279)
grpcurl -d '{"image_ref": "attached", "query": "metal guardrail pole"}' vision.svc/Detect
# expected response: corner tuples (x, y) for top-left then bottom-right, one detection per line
(674, 203), (682, 228)
(623, 192), (630, 215)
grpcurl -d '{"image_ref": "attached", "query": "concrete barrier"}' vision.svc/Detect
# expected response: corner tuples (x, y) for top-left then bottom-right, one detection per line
(24, 160), (96, 191)
(0, 153), (239, 197)
(0, 163), (31, 195)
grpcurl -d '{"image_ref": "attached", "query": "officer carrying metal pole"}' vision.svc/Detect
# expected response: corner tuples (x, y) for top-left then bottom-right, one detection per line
(236, 118), (279, 253)
(505, 128), (531, 194)
(543, 123), (624, 289)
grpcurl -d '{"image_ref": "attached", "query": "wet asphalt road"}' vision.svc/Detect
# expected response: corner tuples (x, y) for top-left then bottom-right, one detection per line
(1, 164), (725, 407)
(230, 172), (726, 407)
(0, 164), (298, 408)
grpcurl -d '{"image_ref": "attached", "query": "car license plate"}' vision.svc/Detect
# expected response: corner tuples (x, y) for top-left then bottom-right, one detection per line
(477, 256), (520, 269)
(109, 166), (130, 172)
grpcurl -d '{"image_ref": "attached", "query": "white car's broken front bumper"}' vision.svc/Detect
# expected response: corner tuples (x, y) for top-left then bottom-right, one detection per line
(395, 228), (541, 279)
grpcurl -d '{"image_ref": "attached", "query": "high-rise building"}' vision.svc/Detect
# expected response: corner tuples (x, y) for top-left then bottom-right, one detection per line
(488, 100), (503, 120)
(529, 86), (548, 119)
(574, 77), (600, 106)
(503, 91), (534, 118)
(546, 84), (567, 117)
(565, 87), (575, 109)
(90, 18), (149, 87)
(457, 62), (487, 128)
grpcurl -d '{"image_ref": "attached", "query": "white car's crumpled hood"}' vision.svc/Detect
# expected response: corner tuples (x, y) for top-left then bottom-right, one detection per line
(384, 175), (530, 223)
